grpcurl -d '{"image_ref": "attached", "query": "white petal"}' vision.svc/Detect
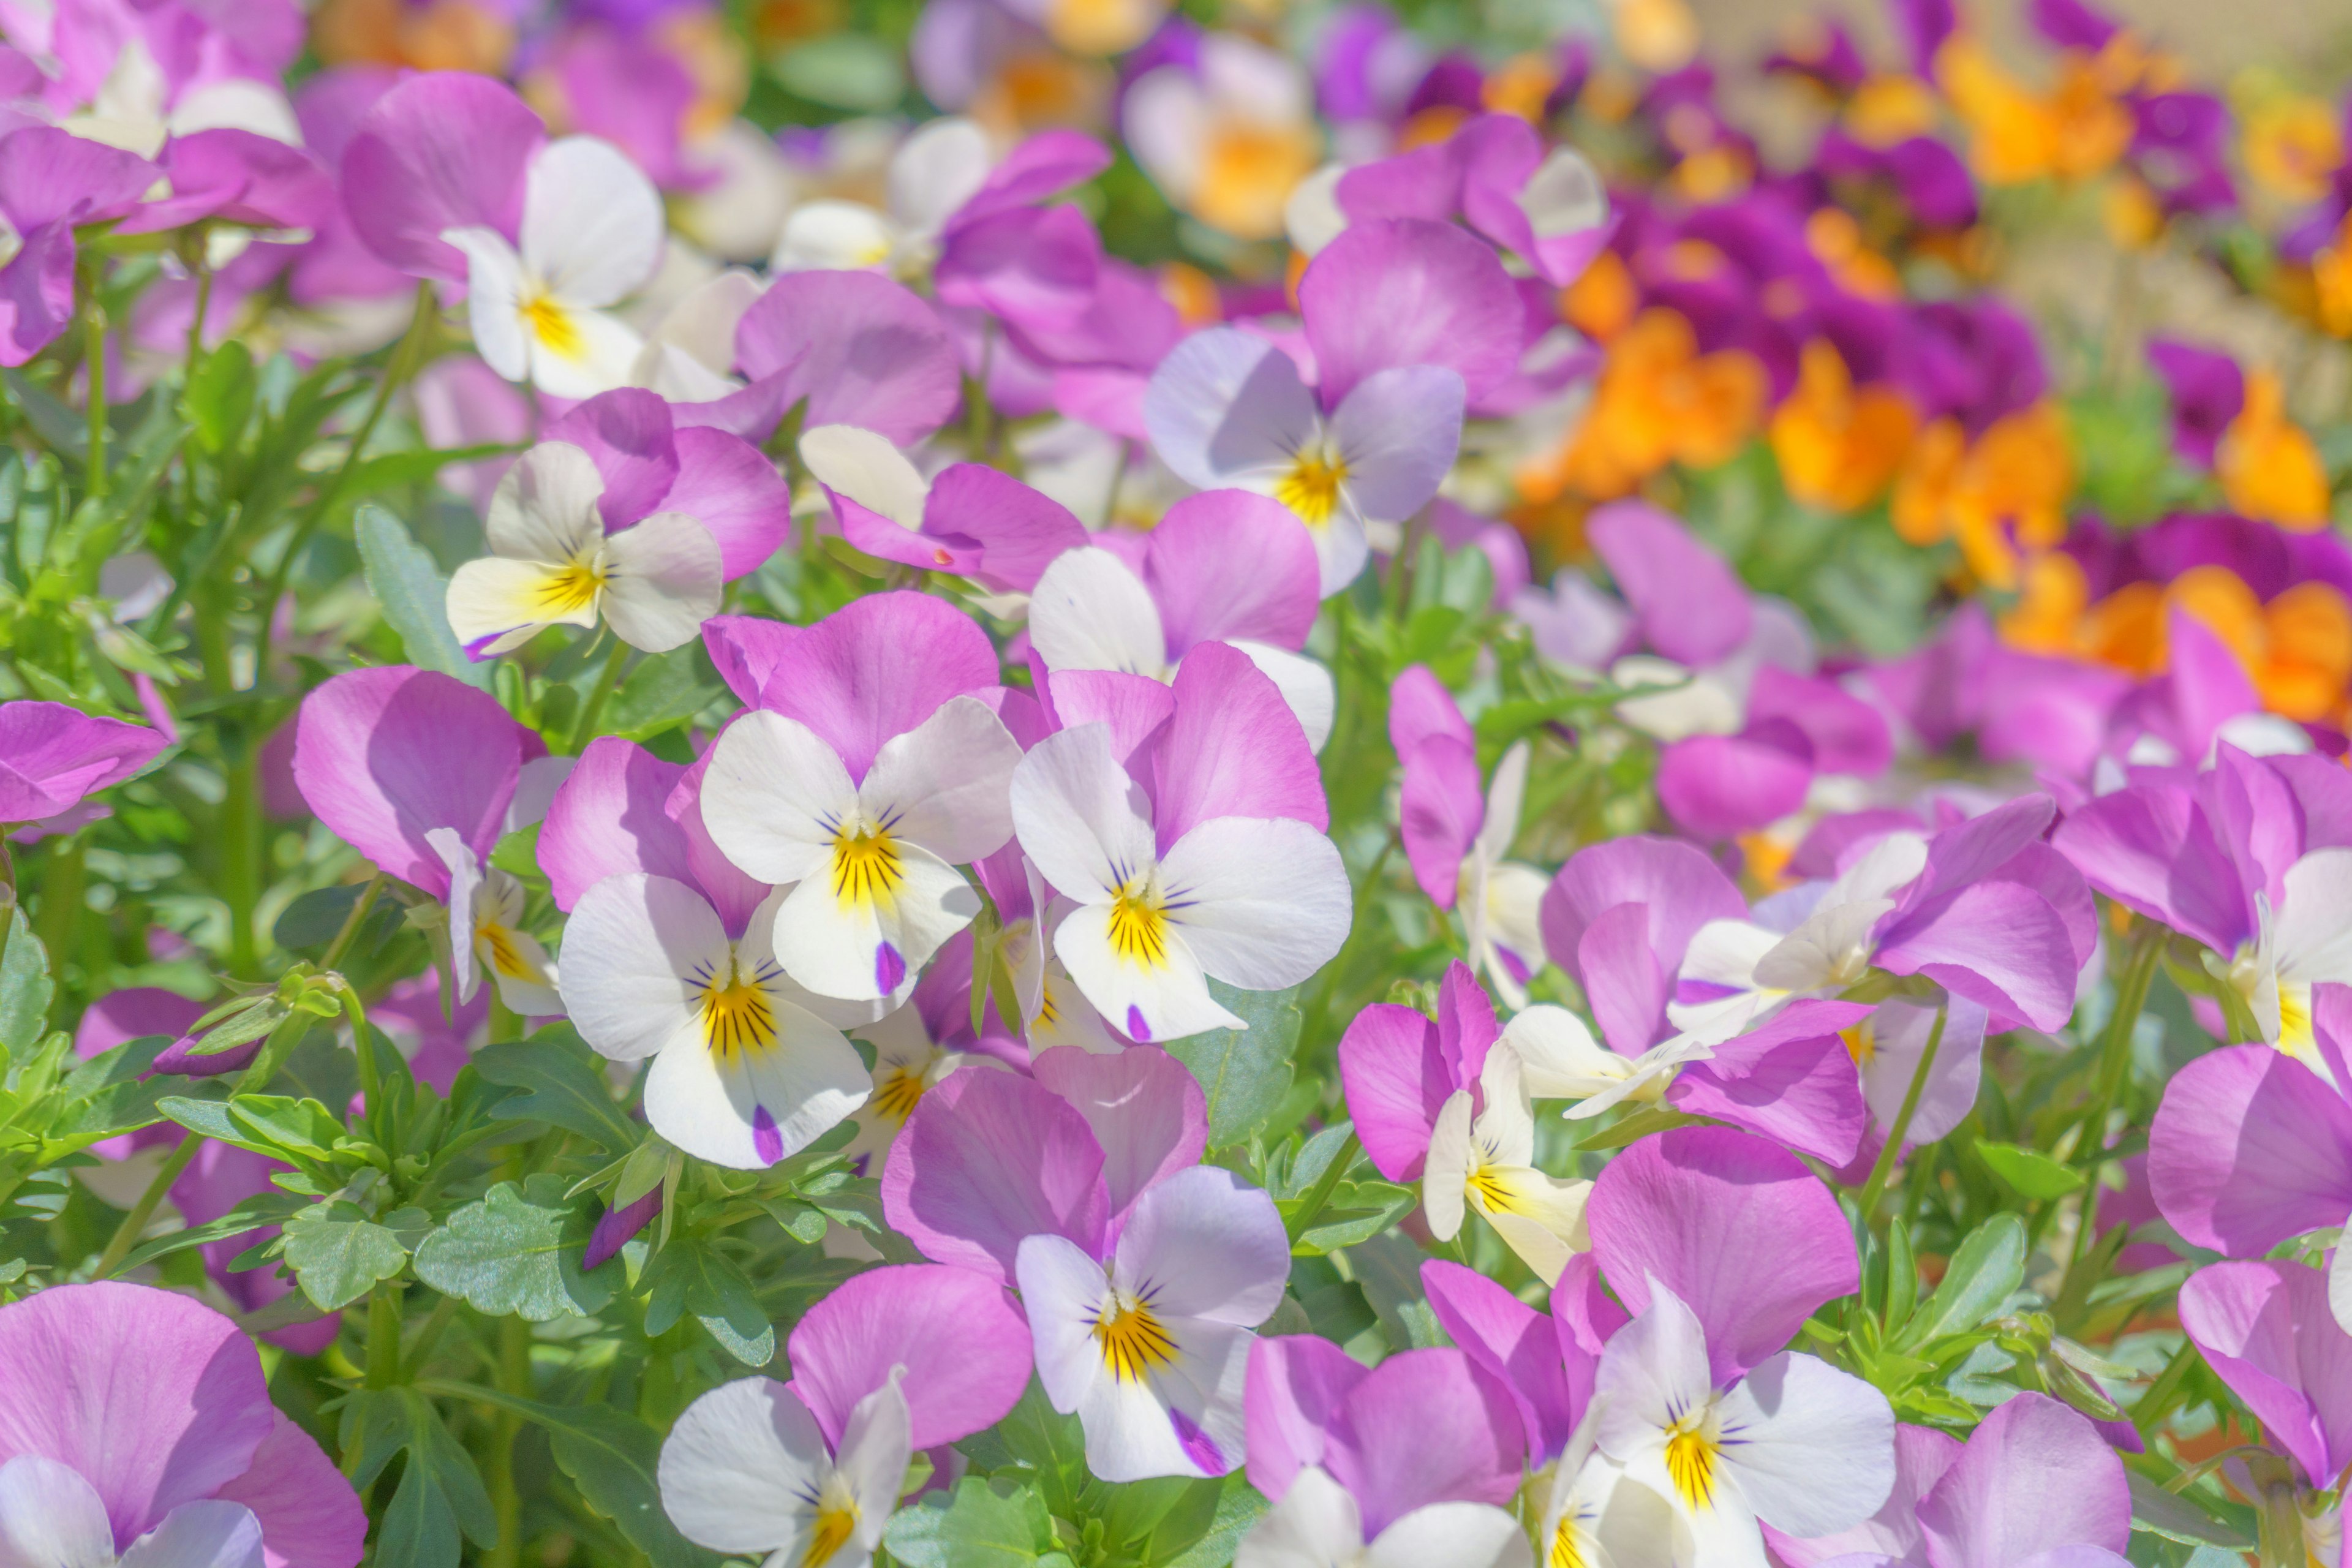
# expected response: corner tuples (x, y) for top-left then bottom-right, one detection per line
(1501, 1005), (1615, 1099)
(487, 442), (608, 562)
(1114, 1165), (1289, 1326)
(1520, 147), (1608, 238)
(769, 841), (978, 1003)
(1480, 1172), (1589, 1287)
(432, 827), (484, 1006)
(1028, 548), (1170, 678)
(524, 306), (647, 401)
(1477, 742), (1529, 868)
(1227, 641), (1333, 753)
(834, 1375), (914, 1548)
(1422, 1090), (1474, 1242)
(1594, 1290), (1717, 1464)
(889, 116), (993, 235)
(1011, 725), (1161, 900)
(1474, 1047), (1536, 1166)
(118, 1501), (265, 1568)
(166, 78), (300, 144)
(1830, 833), (1929, 905)
(1365, 1502), (1533, 1568)
(1714, 1353), (1896, 1537)
(2275, 848), (2352, 988)
(1281, 164), (1348, 257)
(1158, 816), (1351, 990)
(1054, 899), (1239, 1044)
(1305, 512), (1370, 598)
(801, 424), (930, 530)
(643, 988), (870, 1169)
(0, 1456), (116, 1568)
(632, 269), (760, 389)
(1237, 1468), (1364, 1568)
(558, 874), (731, 1062)
(703, 710), (863, 887)
(443, 225), (529, 381)
(1611, 657), (1743, 742)
(1077, 1314), (1252, 1481)
(523, 135), (665, 307)
(446, 558), (581, 656)
(1143, 328), (1317, 491)
(858, 695), (1022, 864)
(601, 511), (724, 653)
(658, 1378), (831, 1554)
(772, 202), (897, 272)
(1019, 1231), (1114, 1411)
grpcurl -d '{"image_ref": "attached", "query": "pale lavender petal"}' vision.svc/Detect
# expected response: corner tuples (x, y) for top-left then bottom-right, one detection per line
(1766, 1423), (1958, 1567)
(292, 668), (526, 899)
(0, 1282), (275, 1544)
(1914, 1392), (2130, 1567)
(787, 1265), (1033, 1451)
(1297, 218), (1523, 406)
(341, 72), (542, 280)
(1031, 1044), (1206, 1228)
(2148, 1046), (2352, 1255)
(1146, 491), (1322, 655)
(880, 1065), (1110, 1282)
(1586, 1126), (1856, 1383)
(1150, 643), (1327, 851)
(2177, 1259), (2352, 1490)
(1243, 1334), (1369, 1502)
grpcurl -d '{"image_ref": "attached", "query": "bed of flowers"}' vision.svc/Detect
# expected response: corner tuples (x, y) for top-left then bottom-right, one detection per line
(4, 0), (2352, 1561)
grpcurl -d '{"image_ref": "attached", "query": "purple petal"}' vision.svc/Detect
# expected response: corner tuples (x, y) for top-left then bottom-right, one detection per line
(701, 616), (804, 706)
(787, 1265), (1033, 1451)
(755, 592), (1002, 780)
(729, 270), (962, 445)
(2177, 1259), (2352, 1490)
(1656, 722), (1815, 842)
(1031, 1044), (1205, 1228)
(544, 390), (682, 531)
(2146, 339), (2242, 469)
(1539, 835), (1746, 986)
(946, 130), (1111, 230)
(1586, 502), (1752, 667)
(1297, 217), (1523, 406)
(116, 131), (333, 235)
(1387, 666), (1473, 759)
(1398, 736), (1481, 909)
(0, 702), (167, 824)
(1873, 877), (2084, 1034)
(75, 989), (204, 1061)
(0, 219), (80, 367)
(1150, 643), (1326, 851)
(1420, 1259), (1579, 1461)
(1146, 491), (1322, 655)
(0, 1282), (276, 1544)
(1322, 1348), (1525, 1537)
(2148, 1046), (2352, 1255)
(2052, 777), (2250, 955)
(583, 1187), (660, 1272)
(1243, 1334), (1370, 1503)
(340, 72), (542, 281)
(1665, 1000), (1874, 1166)
(935, 206), (1101, 333)
(924, 465), (1089, 593)
(880, 1065), (1110, 1282)
(1915, 1393), (2131, 1563)
(210, 1412), (368, 1568)
(1338, 1003), (1450, 1182)
(0, 127), (159, 229)
(1747, 666), (1893, 778)
(1586, 1126), (1857, 1384)
(1578, 903), (1667, 1057)
(533, 737), (692, 911)
(292, 668), (526, 899)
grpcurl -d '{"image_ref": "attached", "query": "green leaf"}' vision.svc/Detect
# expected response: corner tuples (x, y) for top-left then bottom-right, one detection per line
(473, 1031), (642, 1152)
(354, 504), (492, 688)
(0, 905), (53, 1057)
(605, 643), (719, 739)
(224, 1095), (349, 1164)
(427, 1386), (713, 1568)
(281, 1199), (408, 1310)
(883, 1476), (1075, 1568)
(1099, 1476), (1219, 1560)
(119, 1190), (310, 1273)
(989, 1379), (1090, 1520)
(341, 1388), (496, 1568)
(411, 1175), (619, 1320)
(1975, 1140), (2087, 1200)
(641, 1235), (775, 1366)
(1159, 1471), (1270, 1568)
(1166, 980), (1300, 1148)
(333, 443), (513, 508)
(1898, 1213), (2026, 1348)
(182, 341), (255, 453)
(1290, 1180), (1415, 1256)
(3, 369), (86, 456)
(2125, 1472), (2255, 1548)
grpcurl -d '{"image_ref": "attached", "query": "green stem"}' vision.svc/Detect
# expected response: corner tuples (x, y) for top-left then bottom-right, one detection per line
(568, 637), (630, 752)
(35, 837), (83, 981)
(341, 981), (381, 1120)
(2080, 924), (2164, 1158)
(91, 1133), (203, 1278)
(484, 1314), (530, 1568)
(1853, 1001), (1950, 1224)
(83, 277), (106, 499)
(365, 1285), (404, 1387)
(322, 874), (385, 971)
(1284, 1133), (1361, 1242)
(221, 737), (262, 979)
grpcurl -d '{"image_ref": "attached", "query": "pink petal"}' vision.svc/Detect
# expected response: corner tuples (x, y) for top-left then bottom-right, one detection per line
(1421, 1259), (1578, 1461)
(1297, 217), (1523, 406)
(729, 271), (962, 446)
(2148, 1045), (2352, 1256)
(212, 1413), (367, 1568)
(1915, 1393), (2131, 1562)
(1324, 1348), (1524, 1536)
(1539, 835), (1746, 988)
(1665, 1000), (1874, 1166)
(1031, 1045), (1206, 1230)
(2178, 1259), (2352, 1490)
(538, 737), (694, 910)
(1586, 502), (1752, 668)
(755, 592), (1003, 780)
(340, 72), (542, 281)
(1398, 736), (1480, 909)
(0, 702), (166, 824)
(544, 390), (681, 530)
(880, 1065), (1110, 1283)
(1656, 722), (1815, 842)
(1150, 643), (1327, 851)
(786, 1265), (1034, 1451)
(1338, 1003), (1451, 1183)
(701, 616), (804, 706)
(1243, 1334), (1369, 1503)
(1145, 491), (1321, 655)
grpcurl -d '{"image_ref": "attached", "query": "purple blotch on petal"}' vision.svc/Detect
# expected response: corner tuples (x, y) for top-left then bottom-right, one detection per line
(1126, 1006), (1151, 1043)
(753, 1106), (785, 1166)
(1170, 1407), (1226, 1474)
(877, 942), (908, 994)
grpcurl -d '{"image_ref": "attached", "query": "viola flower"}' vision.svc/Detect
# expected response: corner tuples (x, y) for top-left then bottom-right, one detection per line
(544, 737), (876, 1170)
(1009, 646), (1348, 1043)
(840, 929), (1019, 1174)
(660, 1374), (911, 1568)
(1025, 489), (1332, 747)
(692, 270), (965, 447)
(797, 424), (1090, 592)
(1124, 35), (1321, 243)
(1235, 1466), (1531, 1568)
(539, 388), (794, 584)
(1330, 111), (1615, 287)
(2178, 1258), (2352, 1498)
(1143, 218), (1522, 595)
(1389, 666), (1545, 1002)
(1340, 961), (1507, 1183)
(0, 699), (168, 827)
(442, 135), (665, 398)
(0, 1281), (366, 1568)
(700, 596), (1025, 1005)
(1422, 1046), (1593, 1284)
(0, 129), (160, 366)
(1585, 1129), (1894, 1555)
(1536, 1406), (1684, 1568)
(445, 442), (723, 660)
(292, 666), (556, 1009)
(1019, 1164), (1290, 1480)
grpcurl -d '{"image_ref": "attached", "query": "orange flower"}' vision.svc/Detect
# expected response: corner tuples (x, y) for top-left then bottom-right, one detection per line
(314, 0), (514, 72)
(1936, 37), (2128, 186)
(2244, 97), (2345, 205)
(1893, 404), (2073, 589)
(1998, 549), (2092, 657)
(1482, 53), (1559, 123)
(1770, 341), (1919, 513)
(2315, 214), (2352, 339)
(2217, 369), (2331, 532)
(1844, 75), (1942, 149)
(1518, 309), (1767, 503)
(1562, 251), (1638, 343)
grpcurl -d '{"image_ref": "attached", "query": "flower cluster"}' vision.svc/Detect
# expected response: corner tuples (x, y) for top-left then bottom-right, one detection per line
(1, 0), (2350, 1562)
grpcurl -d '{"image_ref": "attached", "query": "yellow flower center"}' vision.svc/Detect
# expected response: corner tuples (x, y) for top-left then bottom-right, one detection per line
(521, 292), (586, 361)
(1093, 1292), (1180, 1383)
(699, 962), (779, 1058)
(831, 825), (905, 909)
(804, 1502), (858, 1566)
(1548, 1518), (1589, 1568)
(477, 920), (529, 979)
(1273, 448), (1349, 528)
(1464, 1157), (1524, 1216)
(1664, 1412), (1720, 1510)
(872, 1066), (927, 1125)
(1841, 1021), (1875, 1066)
(533, 557), (606, 617)
(1106, 881), (1170, 970)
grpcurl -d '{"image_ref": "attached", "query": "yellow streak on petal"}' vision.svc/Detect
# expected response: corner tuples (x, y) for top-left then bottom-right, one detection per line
(1273, 448), (1348, 529)
(804, 1503), (858, 1567)
(1106, 882), (1170, 970)
(701, 965), (780, 1059)
(521, 292), (587, 362)
(831, 826), (905, 911)
(1093, 1293), (1180, 1382)
(1664, 1415), (1719, 1510)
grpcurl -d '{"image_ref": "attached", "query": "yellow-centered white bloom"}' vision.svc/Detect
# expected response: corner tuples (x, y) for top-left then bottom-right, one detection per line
(657, 1372), (910, 1568)
(1423, 1049), (1593, 1287)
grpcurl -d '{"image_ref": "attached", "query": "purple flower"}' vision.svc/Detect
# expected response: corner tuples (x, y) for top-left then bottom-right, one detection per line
(800, 426), (1088, 592)
(0, 1281), (366, 1567)
(0, 700), (167, 826)
(2147, 339), (2244, 467)
(2179, 1258), (2352, 1492)
(1333, 112), (1615, 287)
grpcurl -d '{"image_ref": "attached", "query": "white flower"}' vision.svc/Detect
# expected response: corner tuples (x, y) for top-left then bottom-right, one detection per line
(771, 118), (991, 277)
(1423, 1049), (1592, 1286)
(1458, 741), (1548, 1008)
(1502, 1003), (1713, 1120)
(0, 1455), (265, 1568)
(658, 1374), (910, 1568)
(445, 443), (722, 659)
(443, 137), (664, 399)
(1237, 1466), (1533, 1568)
(429, 827), (560, 1016)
